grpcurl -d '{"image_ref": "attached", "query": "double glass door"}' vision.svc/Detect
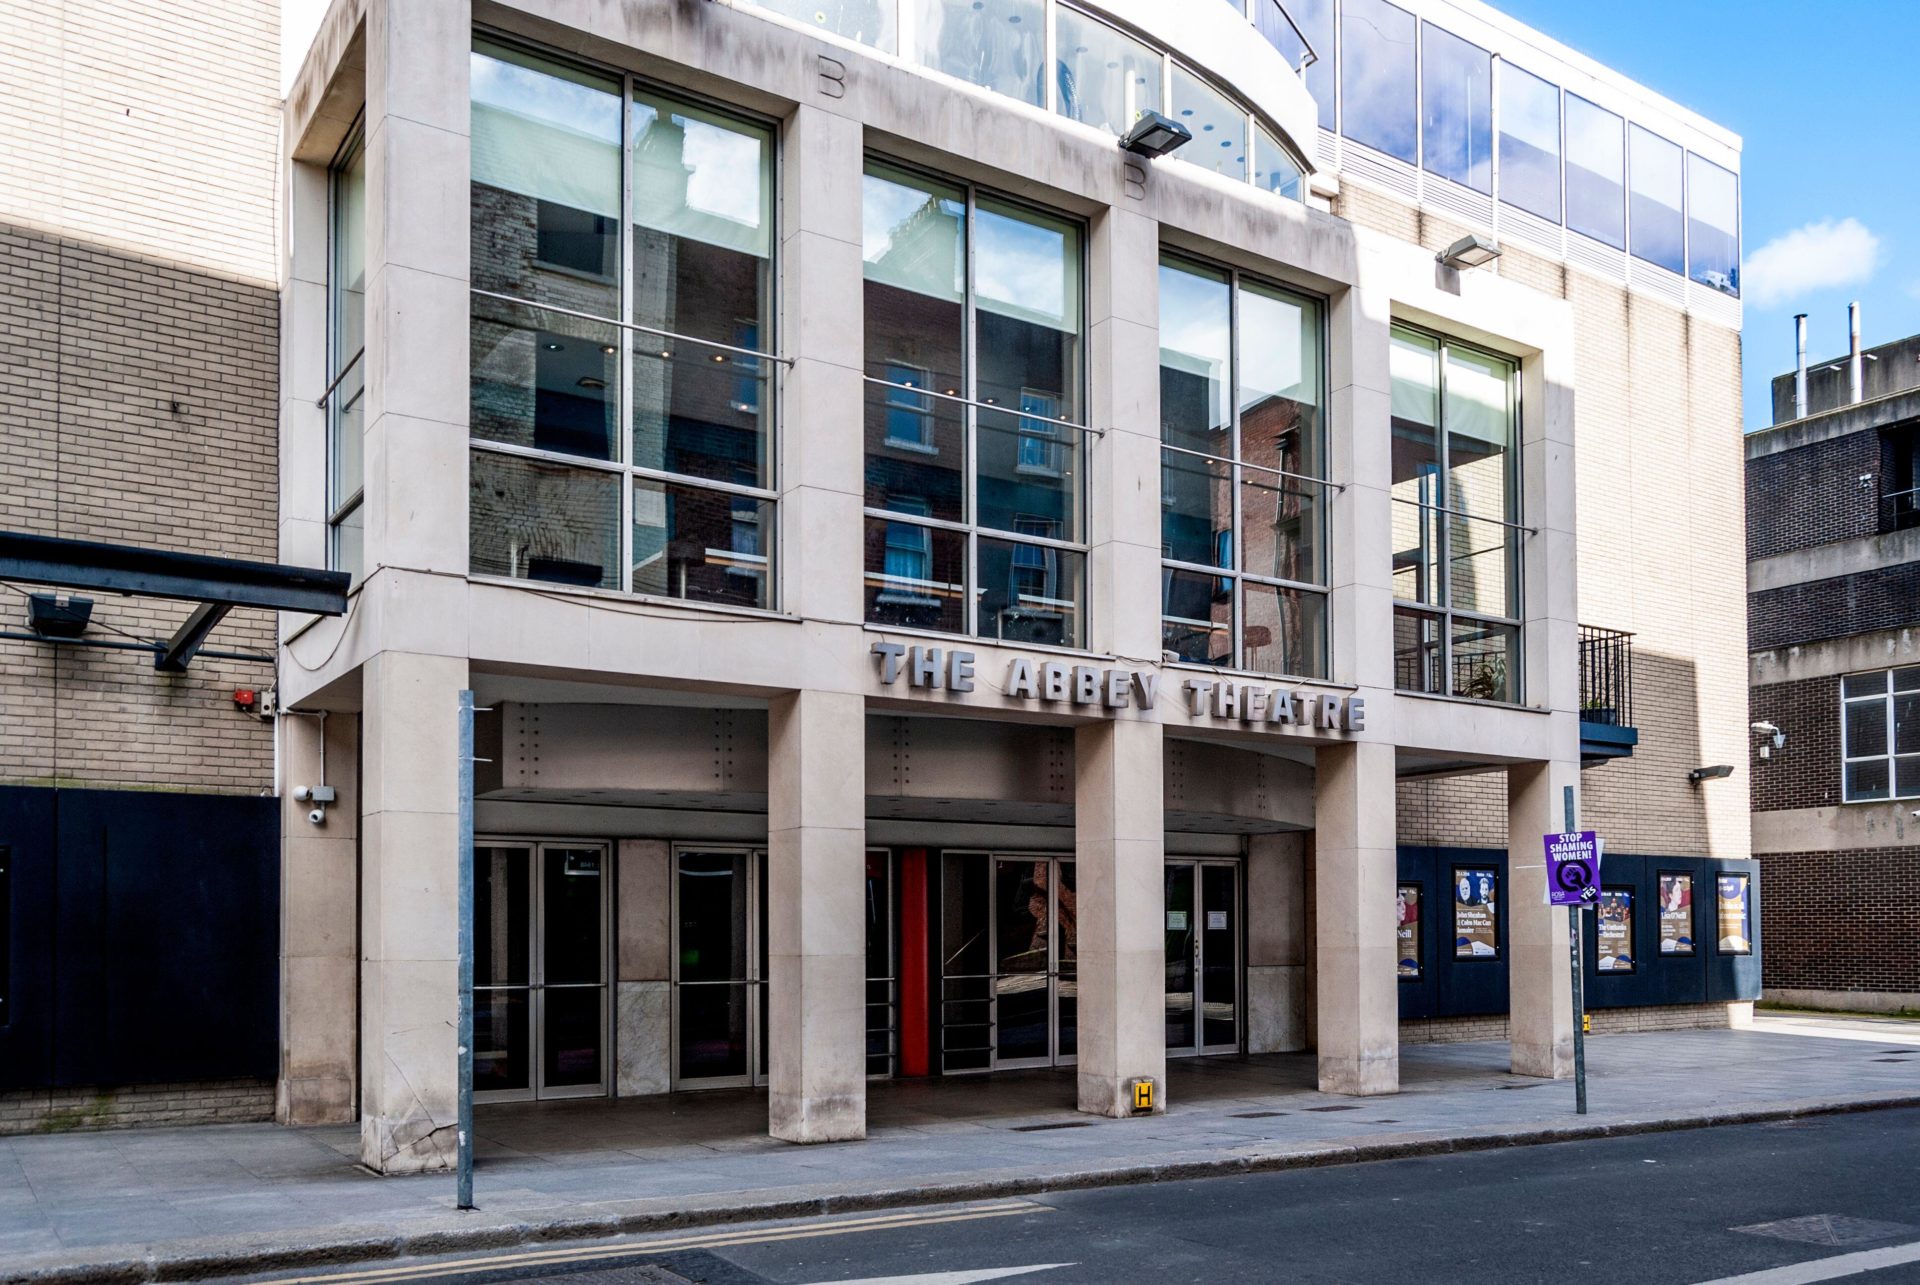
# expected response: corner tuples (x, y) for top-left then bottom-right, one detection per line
(473, 841), (611, 1100)
(938, 853), (1077, 1072)
(1165, 860), (1241, 1055)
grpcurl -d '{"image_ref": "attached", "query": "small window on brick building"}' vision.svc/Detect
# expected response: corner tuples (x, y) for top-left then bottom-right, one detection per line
(1884, 427), (1919, 533)
(1841, 667), (1920, 802)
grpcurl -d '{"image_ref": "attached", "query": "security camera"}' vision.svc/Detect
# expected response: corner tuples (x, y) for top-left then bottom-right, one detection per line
(307, 808), (327, 826)
(293, 785), (313, 802)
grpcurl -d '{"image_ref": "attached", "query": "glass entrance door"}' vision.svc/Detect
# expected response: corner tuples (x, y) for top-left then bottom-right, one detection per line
(990, 856), (1076, 1069)
(1165, 860), (1241, 1056)
(673, 849), (766, 1089)
(473, 841), (611, 1101)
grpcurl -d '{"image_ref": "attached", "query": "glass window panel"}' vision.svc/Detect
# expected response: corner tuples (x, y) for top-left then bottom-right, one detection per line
(1498, 64), (1560, 221)
(469, 450), (621, 589)
(631, 343), (770, 489)
(1597, 889), (1634, 972)
(470, 42), (621, 317)
(910, 0), (1045, 106)
(1341, 0), (1416, 163)
(1843, 671), (1889, 699)
(1846, 759), (1892, 802)
(1392, 499), (1443, 605)
(865, 373), (966, 521)
(1161, 448), (1231, 569)
(1254, 126), (1304, 201)
(1566, 94), (1624, 248)
(977, 407), (1079, 536)
(1658, 875), (1695, 956)
(1054, 6), (1162, 136)
(1629, 125), (1685, 273)
(1896, 667), (1920, 691)
(543, 984), (603, 1088)
(1452, 868), (1498, 959)
(1171, 65), (1249, 182)
(1421, 24), (1491, 193)
(632, 91), (773, 357)
(1159, 259), (1233, 456)
(473, 989), (530, 1092)
(1293, 0), (1336, 130)
(1390, 331), (1442, 603)
(333, 501), (364, 584)
(543, 849), (605, 986)
(978, 538), (1085, 648)
(475, 846), (531, 987)
(1396, 885), (1422, 978)
(331, 358), (365, 518)
(864, 516), (965, 631)
(1447, 514), (1512, 620)
(471, 295), (620, 462)
(1251, 0), (1311, 70)
(1896, 693), (1920, 756)
(1899, 757), (1920, 799)
(975, 199), (1082, 438)
(1451, 619), (1517, 702)
(1687, 153), (1740, 297)
(1238, 282), (1323, 474)
(1163, 566), (1232, 666)
(330, 129), (367, 378)
(1393, 607), (1444, 693)
(1240, 469), (1322, 587)
(1242, 582), (1327, 678)
(1845, 699), (1889, 759)
(1445, 343), (1515, 529)
(1716, 875), (1752, 954)
(632, 479), (772, 609)
(753, 0), (897, 51)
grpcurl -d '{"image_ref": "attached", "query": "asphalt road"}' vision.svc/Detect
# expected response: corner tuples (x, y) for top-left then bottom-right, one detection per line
(234, 1108), (1920, 1285)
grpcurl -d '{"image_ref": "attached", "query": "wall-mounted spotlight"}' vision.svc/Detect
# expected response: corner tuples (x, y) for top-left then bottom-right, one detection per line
(1750, 720), (1787, 759)
(1688, 764), (1735, 784)
(1437, 234), (1502, 271)
(1120, 110), (1193, 160)
(26, 593), (92, 638)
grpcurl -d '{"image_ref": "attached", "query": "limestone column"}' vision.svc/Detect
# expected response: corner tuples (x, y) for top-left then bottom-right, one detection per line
(615, 839), (673, 1096)
(1313, 740), (1398, 1095)
(278, 710), (359, 1125)
(359, 650), (468, 1171)
(767, 689), (867, 1142)
(1246, 832), (1308, 1053)
(1076, 718), (1166, 1117)
(1508, 760), (1579, 1078)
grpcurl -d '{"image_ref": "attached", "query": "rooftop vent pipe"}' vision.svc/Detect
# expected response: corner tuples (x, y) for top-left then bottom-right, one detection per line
(1794, 314), (1808, 419)
(1849, 301), (1864, 404)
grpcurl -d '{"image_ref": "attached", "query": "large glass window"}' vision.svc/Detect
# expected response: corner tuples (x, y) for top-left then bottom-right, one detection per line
(1390, 326), (1520, 702)
(470, 41), (778, 607)
(1565, 94), (1624, 249)
(1421, 23), (1490, 193)
(754, 0), (896, 51)
(1172, 65), (1250, 183)
(1340, 0), (1416, 163)
(1160, 255), (1328, 679)
(1841, 667), (1920, 802)
(1055, 6), (1161, 137)
(863, 161), (1087, 646)
(1687, 154), (1739, 297)
(326, 123), (366, 582)
(910, 0), (1045, 107)
(1498, 64), (1560, 222)
(1629, 124), (1684, 274)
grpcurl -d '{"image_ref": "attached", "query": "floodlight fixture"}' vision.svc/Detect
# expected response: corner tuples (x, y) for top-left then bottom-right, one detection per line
(1688, 764), (1736, 783)
(1121, 110), (1193, 160)
(1437, 234), (1502, 270)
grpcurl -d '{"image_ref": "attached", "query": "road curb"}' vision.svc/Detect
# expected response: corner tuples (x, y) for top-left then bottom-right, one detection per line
(11, 1092), (1920, 1285)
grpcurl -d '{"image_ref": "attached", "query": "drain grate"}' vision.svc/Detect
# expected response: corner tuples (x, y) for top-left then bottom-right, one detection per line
(1305, 1104), (1360, 1113)
(1231, 1110), (1288, 1119)
(1010, 1120), (1096, 1132)
(1733, 1216), (1918, 1247)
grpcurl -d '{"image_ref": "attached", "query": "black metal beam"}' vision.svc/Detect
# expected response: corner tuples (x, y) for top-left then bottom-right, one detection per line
(0, 531), (349, 616)
(155, 601), (233, 672)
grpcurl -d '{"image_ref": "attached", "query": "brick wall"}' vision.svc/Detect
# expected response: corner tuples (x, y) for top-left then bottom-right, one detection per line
(1762, 846), (1920, 994)
(1398, 1003), (1733, 1045)
(1750, 564), (1920, 653)
(0, 1079), (273, 1136)
(1398, 774), (1509, 847)
(0, 1), (280, 792)
(1747, 430), (1883, 560)
(1748, 675), (1843, 811)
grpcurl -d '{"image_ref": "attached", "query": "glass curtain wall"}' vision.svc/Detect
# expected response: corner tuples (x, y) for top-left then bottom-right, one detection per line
(1160, 255), (1329, 679)
(1628, 124), (1685, 275)
(1687, 154), (1739, 296)
(1389, 326), (1521, 702)
(861, 161), (1090, 647)
(327, 123), (367, 580)
(1565, 94), (1625, 249)
(1340, 0), (1415, 163)
(1498, 63), (1560, 222)
(1421, 23), (1490, 193)
(468, 41), (777, 607)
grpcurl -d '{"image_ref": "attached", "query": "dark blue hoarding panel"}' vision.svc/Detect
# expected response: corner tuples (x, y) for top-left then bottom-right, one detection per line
(0, 790), (56, 1089)
(1398, 846), (1510, 1019)
(0, 785), (279, 1090)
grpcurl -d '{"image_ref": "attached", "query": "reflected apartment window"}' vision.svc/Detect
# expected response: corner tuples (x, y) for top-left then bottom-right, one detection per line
(467, 41), (779, 609)
(1390, 326), (1522, 702)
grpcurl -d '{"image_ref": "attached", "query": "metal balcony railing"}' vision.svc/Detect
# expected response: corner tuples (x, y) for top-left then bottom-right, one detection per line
(1884, 485), (1920, 533)
(1579, 625), (1635, 728)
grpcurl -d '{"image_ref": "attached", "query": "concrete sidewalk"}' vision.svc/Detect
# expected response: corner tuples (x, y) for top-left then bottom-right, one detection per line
(5, 1016), (1919, 1283)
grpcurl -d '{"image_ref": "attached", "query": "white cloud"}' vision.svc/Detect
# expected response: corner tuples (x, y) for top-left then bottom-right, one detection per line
(1743, 218), (1882, 308)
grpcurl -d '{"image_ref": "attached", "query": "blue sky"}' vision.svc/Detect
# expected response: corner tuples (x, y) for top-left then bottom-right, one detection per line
(1491, 0), (1920, 429)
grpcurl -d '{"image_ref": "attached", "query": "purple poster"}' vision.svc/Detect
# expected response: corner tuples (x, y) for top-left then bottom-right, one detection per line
(1543, 831), (1601, 907)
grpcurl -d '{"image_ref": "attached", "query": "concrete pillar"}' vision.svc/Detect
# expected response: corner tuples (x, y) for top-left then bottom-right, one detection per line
(615, 839), (672, 1096)
(361, 0), (471, 578)
(1076, 718), (1166, 1117)
(766, 689), (867, 1142)
(1324, 282), (1396, 691)
(1246, 832), (1308, 1053)
(358, 650), (468, 1172)
(278, 710), (359, 1125)
(1507, 760), (1578, 1078)
(1313, 740), (1398, 1095)
(778, 105), (865, 625)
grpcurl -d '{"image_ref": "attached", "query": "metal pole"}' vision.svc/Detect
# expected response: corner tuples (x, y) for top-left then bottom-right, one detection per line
(1564, 784), (1587, 1115)
(456, 690), (476, 1210)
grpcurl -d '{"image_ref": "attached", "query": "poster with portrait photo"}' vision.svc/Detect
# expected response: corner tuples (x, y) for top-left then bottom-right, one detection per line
(1717, 874), (1752, 954)
(1658, 874), (1694, 954)
(1453, 868), (1497, 959)
(1597, 888), (1634, 971)
(1397, 885), (1421, 977)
